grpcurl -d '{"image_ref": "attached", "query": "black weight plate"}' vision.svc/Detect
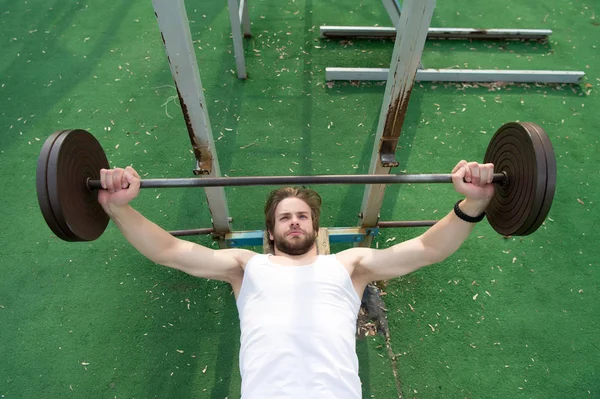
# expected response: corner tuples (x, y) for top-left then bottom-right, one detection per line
(484, 122), (548, 236)
(521, 123), (557, 235)
(36, 130), (72, 240)
(46, 130), (110, 241)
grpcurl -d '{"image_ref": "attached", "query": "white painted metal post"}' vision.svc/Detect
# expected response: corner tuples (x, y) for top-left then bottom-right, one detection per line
(381, 0), (401, 28)
(152, 0), (232, 237)
(357, 0), (436, 246)
(241, 0), (251, 37)
(228, 0), (248, 79)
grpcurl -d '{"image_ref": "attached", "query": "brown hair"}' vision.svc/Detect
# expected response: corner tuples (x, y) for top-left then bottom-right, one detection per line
(264, 187), (322, 253)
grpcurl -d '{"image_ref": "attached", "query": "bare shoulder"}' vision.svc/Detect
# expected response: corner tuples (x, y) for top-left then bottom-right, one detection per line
(335, 247), (374, 266)
(164, 241), (256, 283)
(212, 247), (257, 270)
(334, 248), (376, 297)
(207, 247), (256, 296)
(334, 247), (374, 270)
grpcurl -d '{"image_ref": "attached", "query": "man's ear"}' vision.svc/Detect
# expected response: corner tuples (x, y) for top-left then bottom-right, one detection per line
(268, 230), (274, 240)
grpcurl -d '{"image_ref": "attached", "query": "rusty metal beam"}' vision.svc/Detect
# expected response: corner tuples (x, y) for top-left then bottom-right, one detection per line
(357, 0), (436, 246)
(320, 26), (552, 41)
(152, 0), (232, 239)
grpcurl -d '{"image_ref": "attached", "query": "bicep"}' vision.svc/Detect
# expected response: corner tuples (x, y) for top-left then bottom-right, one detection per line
(353, 237), (440, 283)
(158, 240), (250, 282)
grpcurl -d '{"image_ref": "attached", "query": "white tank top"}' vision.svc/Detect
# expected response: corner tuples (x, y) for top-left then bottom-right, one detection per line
(236, 254), (362, 399)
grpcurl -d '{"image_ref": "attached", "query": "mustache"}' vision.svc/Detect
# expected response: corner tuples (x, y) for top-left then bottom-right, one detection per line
(286, 228), (306, 235)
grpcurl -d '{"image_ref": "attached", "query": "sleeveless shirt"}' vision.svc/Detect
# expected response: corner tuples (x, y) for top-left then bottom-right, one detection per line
(236, 254), (362, 398)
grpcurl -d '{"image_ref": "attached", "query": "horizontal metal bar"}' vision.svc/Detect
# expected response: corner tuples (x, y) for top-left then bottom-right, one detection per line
(320, 26), (552, 40)
(378, 220), (437, 228)
(169, 228), (214, 237)
(427, 28), (552, 40)
(225, 230), (264, 246)
(88, 173), (506, 190)
(224, 227), (380, 247)
(326, 67), (585, 84)
(168, 222), (438, 239)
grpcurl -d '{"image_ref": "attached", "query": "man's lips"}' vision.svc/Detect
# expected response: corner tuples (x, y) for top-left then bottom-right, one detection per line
(287, 231), (304, 236)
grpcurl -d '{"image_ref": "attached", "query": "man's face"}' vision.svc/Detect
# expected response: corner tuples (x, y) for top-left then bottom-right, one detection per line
(269, 197), (316, 256)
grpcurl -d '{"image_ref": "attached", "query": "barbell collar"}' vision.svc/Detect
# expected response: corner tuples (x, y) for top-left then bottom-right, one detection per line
(86, 173), (507, 190)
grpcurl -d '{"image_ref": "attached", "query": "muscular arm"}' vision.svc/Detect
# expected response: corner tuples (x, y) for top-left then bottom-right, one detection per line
(342, 160), (495, 287)
(98, 166), (254, 285)
(344, 198), (487, 286)
(106, 204), (253, 283)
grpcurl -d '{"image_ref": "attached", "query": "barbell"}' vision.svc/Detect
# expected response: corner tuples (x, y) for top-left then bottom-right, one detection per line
(36, 121), (556, 242)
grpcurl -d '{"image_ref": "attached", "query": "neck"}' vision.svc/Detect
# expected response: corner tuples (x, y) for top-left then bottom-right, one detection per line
(273, 244), (318, 261)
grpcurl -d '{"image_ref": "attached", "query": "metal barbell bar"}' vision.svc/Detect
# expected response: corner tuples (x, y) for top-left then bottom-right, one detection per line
(86, 172), (508, 190)
(36, 121), (556, 242)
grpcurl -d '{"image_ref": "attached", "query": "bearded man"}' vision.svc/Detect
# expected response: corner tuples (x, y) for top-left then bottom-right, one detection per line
(99, 160), (494, 399)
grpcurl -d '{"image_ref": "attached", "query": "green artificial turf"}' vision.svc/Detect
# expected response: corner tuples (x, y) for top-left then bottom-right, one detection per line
(0, 0), (598, 397)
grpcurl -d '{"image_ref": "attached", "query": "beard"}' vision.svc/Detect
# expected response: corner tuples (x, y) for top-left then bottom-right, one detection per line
(273, 228), (317, 256)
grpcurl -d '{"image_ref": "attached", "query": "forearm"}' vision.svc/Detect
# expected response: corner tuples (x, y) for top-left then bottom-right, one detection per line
(104, 204), (177, 264)
(420, 198), (488, 262)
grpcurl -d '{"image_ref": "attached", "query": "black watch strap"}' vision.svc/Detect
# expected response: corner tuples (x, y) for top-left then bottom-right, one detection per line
(454, 200), (486, 223)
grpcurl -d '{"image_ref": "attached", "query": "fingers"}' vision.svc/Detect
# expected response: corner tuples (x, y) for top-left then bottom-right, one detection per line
(112, 168), (125, 192)
(473, 162), (494, 185)
(452, 161), (495, 187)
(124, 166), (141, 191)
(99, 167), (135, 193)
(452, 160), (468, 174)
(451, 162), (466, 185)
(484, 163), (494, 184)
(467, 162), (480, 186)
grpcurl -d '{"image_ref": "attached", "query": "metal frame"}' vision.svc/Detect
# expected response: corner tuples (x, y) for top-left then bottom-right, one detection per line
(152, 0), (232, 242)
(224, 227), (380, 247)
(150, 0), (535, 249)
(168, 220), (437, 239)
(355, 0), (436, 247)
(148, 0), (445, 249)
(227, 0), (251, 79)
(320, 26), (553, 41)
(326, 68), (585, 84)
(381, 0), (401, 28)
(321, 0), (585, 84)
